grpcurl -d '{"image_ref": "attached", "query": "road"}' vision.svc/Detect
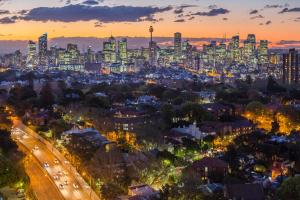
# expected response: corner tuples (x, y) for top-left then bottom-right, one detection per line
(11, 119), (101, 200)
(24, 154), (64, 200)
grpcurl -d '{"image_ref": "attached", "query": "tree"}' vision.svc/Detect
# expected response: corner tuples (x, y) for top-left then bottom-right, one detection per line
(246, 101), (265, 116)
(267, 76), (286, 93)
(278, 176), (300, 200)
(100, 182), (125, 200)
(40, 82), (55, 108)
(271, 120), (280, 134)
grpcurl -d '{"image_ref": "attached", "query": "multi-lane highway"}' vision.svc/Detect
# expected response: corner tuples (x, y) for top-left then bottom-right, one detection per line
(11, 119), (101, 200)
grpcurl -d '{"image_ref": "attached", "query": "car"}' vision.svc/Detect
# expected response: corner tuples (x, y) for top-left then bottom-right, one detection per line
(43, 163), (49, 168)
(53, 175), (59, 180)
(63, 171), (68, 176)
(64, 180), (68, 185)
(54, 159), (59, 165)
(64, 160), (70, 164)
(32, 145), (39, 152)
(59, 184), (64, 189)
(73, 183), (79, 189)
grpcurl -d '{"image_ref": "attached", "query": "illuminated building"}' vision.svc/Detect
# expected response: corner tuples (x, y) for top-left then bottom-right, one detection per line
(269, 53), (280, 65)
(27, 40), (37, 68)
(66, 43), (80, 64)
(38, 33), (48, 66)
(174, 32), (182, 61)
(216, 42), (226, 64)
(282, 49), (299, 85)
(13, 50), (22, 68)
(118, 38), (128, 63)
(229, 35), (240, 62)
(103, 36), (117, 63)
(247, 34), (256, 51)
(258, 40), (269, 65)
(86, 46), (96, 64)
(182, 40), (193, 68)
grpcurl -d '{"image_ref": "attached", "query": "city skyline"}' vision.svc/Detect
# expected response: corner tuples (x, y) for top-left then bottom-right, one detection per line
(0, 0), (299, 48)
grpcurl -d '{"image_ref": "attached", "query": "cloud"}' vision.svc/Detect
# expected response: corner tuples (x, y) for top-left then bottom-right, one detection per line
(265, 20), (272, 25)
(249, 10), (258, 15)
(0, 10), (9, 15)
(20, 5), (172, 23)
(82, 0), (100, 5)
(0, 17), (15, 24)
(0, 16), (19, 24)
(279, 7), (300, 14)
(275, 40), (300, 48)
(277, 40), (300, 45)
(208, 5), (218, 10)
(174, 19), (185, 23)
(265, 4), (289, 9)
(192, 8), (230, 17)
(250, 14), (264, 20)
(174, 5), (195, 14)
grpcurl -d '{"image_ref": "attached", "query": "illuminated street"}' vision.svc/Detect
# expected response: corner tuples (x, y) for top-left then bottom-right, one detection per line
(11, 119), (100, 200)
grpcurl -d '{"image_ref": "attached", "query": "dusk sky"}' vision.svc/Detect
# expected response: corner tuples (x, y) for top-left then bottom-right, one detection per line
(0, 0), (299, 50)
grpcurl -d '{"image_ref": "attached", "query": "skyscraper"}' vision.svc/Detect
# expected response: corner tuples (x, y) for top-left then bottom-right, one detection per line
(230, 35), (240, 62)
(247, 34), (256, 51)
(27, 40), (37, 68)
(38, 33), (48, 66)
(103, 36), (117, 63)
(258, 40), (268, 65)
(174, 32), (182, 61)
(118, 38), (128, 63)
(283, 49), (299, 85)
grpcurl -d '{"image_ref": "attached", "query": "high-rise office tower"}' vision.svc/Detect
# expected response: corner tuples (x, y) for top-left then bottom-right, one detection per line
(86, 46), (96, 64)
(118, 38), (128, 63)
(283, 49), (299, 85)
(27, 40), (37, 68)
(66, 43), (80, 64)
(38, 33), (48, 66)
(258, 40), (268, 65)
(230, 35), (240, 62)
(103, 36), (117, 63)
(247, 34), (256, 51)
(174, 32), (182, 61)
(13, 50), (22, 68)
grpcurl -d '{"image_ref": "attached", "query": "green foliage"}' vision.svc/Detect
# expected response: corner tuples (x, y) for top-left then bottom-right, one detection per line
(0, 129), (17, 154)
(49, 119), (72, 139)
(100, 182), (125, 200)
(278, 176), (300, 200)
(40, 82), (55, 108)
(267, 76), (286, 93)
(0, 155), (20, 188)
(246, 101), (265, 116)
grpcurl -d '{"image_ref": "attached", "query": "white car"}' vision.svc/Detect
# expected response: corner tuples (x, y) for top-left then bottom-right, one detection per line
(32, 145), (39, 152)
(59, 184), (64, 189)
(63, 180), (68, 185)
(43, 163), (49, 168)
(73, 183), (79, 189)
(54, 159), (59, 165)
(64, 160), (70, 164)
(53, 175), (59, 180)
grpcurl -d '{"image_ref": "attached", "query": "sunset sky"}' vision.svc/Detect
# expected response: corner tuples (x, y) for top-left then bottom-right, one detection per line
(0, 0), (299, 49)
